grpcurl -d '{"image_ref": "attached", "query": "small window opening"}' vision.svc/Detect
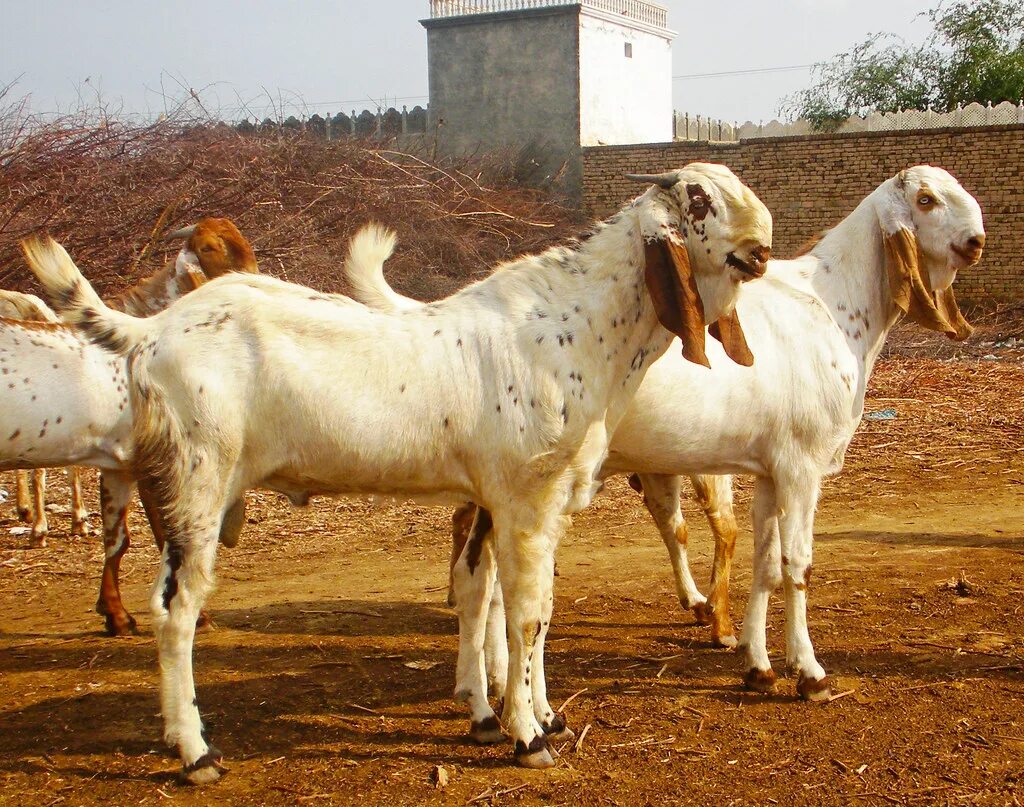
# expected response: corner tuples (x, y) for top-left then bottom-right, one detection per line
(624, 42), (633, 58)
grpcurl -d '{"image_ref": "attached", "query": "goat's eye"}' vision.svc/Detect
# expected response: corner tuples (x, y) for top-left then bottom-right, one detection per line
(200, 245), (216, 253)
(917, 194), (935, 208)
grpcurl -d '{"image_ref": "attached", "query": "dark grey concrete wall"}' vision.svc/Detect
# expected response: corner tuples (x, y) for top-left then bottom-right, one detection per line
(423, 8), (582, 196)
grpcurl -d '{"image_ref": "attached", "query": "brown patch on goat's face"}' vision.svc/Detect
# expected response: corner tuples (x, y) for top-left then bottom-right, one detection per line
(188, 218), (259, 278)
(685, 184), (713, 221)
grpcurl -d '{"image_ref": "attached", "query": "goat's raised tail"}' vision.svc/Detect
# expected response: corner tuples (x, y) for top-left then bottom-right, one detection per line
(343, 224), (421, 312)
(20, 236), (150, 355)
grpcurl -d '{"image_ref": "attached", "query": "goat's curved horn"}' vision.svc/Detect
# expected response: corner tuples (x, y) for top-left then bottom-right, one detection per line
(166, 224), (197, 241)
(624, 172), (679, 190)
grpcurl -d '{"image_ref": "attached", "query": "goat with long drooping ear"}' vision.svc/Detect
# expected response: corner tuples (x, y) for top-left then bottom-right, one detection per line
(23, 162), (772, 782)
(599, 165), (985, 696)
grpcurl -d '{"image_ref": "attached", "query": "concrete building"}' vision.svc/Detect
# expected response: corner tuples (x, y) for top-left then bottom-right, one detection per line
(421, 0), (675, 197)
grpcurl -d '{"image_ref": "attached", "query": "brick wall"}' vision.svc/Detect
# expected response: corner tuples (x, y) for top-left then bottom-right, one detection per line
(581, 125), (1024, 302)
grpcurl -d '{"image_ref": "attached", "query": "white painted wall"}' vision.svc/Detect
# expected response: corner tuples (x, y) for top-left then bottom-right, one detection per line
(578, 10), (674, 147)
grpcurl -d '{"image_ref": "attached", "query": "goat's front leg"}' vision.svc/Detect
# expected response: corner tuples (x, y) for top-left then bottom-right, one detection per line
(29, 469), (48, 547)
(451, 507), (505, 744)
(632, 473), (708, 620)
(495, 506), (561, 769)
(737, 476), (782, 693)
(691, 474), (739, 648)
(776, 477), (830, 701)
(95, 471), (139, 636)
(68, 467), (92, 536)
(530, 557), (573, 744)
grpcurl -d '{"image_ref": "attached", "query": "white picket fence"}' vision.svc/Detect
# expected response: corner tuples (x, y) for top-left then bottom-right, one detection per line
(675, 101), (1024, 143)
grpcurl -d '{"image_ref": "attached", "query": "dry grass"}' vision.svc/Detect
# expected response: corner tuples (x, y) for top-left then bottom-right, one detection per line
(0, 112), (582, 302)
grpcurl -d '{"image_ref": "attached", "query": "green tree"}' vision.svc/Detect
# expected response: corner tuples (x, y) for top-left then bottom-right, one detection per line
(783, 0), (1024, 130)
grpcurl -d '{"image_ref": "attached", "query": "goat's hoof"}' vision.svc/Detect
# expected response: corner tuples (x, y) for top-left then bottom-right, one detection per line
(743, 667), (777, 694)
(690, 600), (712, 625)
(72, 521), (94, 537)
(29, 534), (48, 548)
(712, 633), (738, 649)
(541, 714), (574, 743)
(180, 746), (226, 785)
(470, 715), (505, 745)
(103, 612), (138, 637)
(797, 674), (831, 702)
(514, 736), (555, 769)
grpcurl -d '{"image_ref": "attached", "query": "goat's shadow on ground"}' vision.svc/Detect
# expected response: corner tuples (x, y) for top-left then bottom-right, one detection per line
(815, 529), (1024, 551)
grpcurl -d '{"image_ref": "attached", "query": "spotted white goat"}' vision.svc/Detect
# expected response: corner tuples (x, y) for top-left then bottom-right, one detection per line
(0, 290), (90, 542)
(370, 165), (984, 703)
(25, 162), (772, 782)
(1, 218), (257, 634)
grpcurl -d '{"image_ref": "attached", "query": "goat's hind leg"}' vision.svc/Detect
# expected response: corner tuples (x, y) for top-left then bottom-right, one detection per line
(149, 486), (227, 784)
(95, 471), (139, 635)
(68, 467), (93, 536)
(633, 473), (708, 620)
(691, 474), (739, 648)
(15, 470), (31, 522)
(29, 469), (48, 547)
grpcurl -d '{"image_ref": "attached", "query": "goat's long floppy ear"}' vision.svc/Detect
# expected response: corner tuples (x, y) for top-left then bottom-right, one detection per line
(644, 233), (710, 368)
(709, 309), (754, 366)
(883, 226), (973, 341)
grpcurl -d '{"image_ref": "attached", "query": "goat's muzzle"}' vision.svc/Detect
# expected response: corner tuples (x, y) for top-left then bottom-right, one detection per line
(950, 235), (984, 267)
(727, 245), (770, 280)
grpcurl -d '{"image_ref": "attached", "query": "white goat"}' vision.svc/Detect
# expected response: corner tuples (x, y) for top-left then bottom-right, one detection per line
(609, 165), (983, 698)
(1, 218), (258, 634)
(24, 162), (772, 782)
(359, 165), (984, 702)
(0, 290), (91, 542)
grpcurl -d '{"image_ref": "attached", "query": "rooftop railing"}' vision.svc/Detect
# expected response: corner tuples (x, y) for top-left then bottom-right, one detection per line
(428, 0), (669, 28)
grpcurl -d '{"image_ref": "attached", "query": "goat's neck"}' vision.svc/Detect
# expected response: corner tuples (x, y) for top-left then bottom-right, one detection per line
(808, 194), (901, 410)
(111, 261), (195, 316)
(488, 210), (673, 412)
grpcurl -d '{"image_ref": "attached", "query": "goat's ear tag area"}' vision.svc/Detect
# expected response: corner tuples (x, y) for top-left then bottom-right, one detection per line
(643, 236), (710, 369)
(709, 310), (754, 366)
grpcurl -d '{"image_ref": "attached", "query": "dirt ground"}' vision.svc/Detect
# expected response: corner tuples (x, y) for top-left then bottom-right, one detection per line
(1, 344), (1022, 806)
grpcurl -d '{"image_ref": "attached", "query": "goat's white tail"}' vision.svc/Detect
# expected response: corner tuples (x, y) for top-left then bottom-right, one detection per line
(343, 224), (423, 312)
(21, 236), (151, 355)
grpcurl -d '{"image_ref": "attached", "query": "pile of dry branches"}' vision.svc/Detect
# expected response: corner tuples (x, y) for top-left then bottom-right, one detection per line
(0, 111), (582, 300)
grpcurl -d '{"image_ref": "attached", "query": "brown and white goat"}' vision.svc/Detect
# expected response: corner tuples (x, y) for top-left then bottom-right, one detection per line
(0, 218), (257, 633)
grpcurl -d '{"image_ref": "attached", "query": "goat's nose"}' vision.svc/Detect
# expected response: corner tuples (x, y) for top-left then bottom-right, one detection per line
(966, 234), (985, 250)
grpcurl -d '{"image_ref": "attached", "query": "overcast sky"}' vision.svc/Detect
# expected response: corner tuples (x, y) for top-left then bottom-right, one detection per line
(3, 0), (935, 125)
